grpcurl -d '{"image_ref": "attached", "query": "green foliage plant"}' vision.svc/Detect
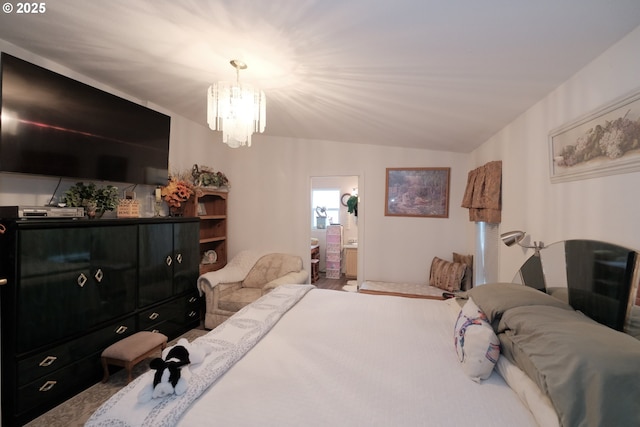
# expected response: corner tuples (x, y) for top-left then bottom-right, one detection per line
(347, 195), (358, 216)
(64, 182), (119, 212)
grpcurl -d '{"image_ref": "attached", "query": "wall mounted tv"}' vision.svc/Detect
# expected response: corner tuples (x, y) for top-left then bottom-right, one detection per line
(0, 53), (170, 185)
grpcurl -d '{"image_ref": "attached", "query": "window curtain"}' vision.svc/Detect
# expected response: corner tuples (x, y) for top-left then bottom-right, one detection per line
(461, 160), (502, 223)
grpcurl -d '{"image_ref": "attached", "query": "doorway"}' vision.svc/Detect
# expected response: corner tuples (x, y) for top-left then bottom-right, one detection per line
(310, 175), (360, 287)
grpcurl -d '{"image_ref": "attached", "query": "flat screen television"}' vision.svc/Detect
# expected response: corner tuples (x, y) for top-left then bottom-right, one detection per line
(0, 53), (170, 185)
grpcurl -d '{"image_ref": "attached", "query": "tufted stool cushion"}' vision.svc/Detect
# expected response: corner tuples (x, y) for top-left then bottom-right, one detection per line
(101, 331), (168, 384)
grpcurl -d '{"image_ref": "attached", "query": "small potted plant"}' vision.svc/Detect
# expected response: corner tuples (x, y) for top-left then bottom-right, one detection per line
(347, 195), (358, 217)
(64, 182), (119, 218)
(315, 206), (327, 229)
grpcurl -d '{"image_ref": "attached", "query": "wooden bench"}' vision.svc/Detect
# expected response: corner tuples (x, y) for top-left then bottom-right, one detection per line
(101, 331), (168, 384)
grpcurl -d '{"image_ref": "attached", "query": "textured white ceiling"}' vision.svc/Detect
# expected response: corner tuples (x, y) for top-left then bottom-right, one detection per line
(1, 0), (640, 152)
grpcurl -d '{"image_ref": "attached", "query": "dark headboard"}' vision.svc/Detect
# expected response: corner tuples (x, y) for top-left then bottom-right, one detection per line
(512, 239), (640, 339)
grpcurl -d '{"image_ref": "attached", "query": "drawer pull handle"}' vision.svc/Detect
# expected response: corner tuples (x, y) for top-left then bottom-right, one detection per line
(39, 356), (57, 367)
(94, 268), (104, 283)
(165, 255), (172, 266)
(115, 325), (128, 334)
(39, 380), (57, 392)
(77, 273), (87, 288)
(148, 312), (159, 320)
(176, 253), (183, 264)
(188, 311), (197, 318)
(0, 278), (7, 286)
(188, 297), (197, 303)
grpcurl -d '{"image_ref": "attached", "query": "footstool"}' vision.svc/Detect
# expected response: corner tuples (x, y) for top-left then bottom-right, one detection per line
(101, 331), (168, 384)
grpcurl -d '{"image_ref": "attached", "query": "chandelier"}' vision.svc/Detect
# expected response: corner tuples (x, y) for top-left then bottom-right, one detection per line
(207, 60), (266, 148)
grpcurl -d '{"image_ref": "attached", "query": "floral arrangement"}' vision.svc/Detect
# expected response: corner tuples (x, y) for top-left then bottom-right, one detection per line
(161, 175), (194, 208)
(191, 164), (230, 188)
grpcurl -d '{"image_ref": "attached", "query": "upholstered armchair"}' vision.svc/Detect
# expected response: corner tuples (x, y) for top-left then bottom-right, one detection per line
(198, 251), (309, 329)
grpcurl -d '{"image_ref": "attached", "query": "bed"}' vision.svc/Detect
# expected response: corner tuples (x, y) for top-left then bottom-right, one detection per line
(86, 239), (640, 427)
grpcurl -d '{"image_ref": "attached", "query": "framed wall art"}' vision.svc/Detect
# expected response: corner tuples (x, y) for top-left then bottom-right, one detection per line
(549, 87), (640, 183)
(385, 167), (450, 218)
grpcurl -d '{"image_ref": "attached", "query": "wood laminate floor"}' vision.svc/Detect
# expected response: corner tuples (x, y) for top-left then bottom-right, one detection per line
(313, 272), (349, 290)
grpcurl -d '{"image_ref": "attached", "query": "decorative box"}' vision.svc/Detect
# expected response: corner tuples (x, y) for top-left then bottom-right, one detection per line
(116, 199), (140, 218)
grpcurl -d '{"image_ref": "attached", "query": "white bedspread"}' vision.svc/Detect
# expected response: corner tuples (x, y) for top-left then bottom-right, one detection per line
(179, 289), (539, 426)
(86, 284), (314, 427)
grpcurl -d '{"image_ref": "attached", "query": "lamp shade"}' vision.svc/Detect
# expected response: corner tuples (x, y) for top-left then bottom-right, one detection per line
(500, 230), (525, 247)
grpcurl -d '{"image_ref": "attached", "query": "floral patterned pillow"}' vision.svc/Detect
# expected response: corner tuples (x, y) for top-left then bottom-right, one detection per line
(454, 297), (501, 382)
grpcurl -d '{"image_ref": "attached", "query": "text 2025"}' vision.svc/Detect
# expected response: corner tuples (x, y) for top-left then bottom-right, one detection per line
(16, 2), (46, 13)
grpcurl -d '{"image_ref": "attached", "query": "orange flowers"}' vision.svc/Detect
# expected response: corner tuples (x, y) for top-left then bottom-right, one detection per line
(161, 177), (194, 208)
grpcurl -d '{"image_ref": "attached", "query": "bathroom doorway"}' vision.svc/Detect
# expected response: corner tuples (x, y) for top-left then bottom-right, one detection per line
(310, 175), (360, 288)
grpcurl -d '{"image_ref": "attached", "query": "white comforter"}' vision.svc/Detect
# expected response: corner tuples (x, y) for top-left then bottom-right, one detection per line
(86, 285), (314, 426)
(182, 289), (538, 426)
(89, 287), (541, 426)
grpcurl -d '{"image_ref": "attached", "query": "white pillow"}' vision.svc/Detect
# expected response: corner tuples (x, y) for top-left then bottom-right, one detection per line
(454, 297), (500, 382)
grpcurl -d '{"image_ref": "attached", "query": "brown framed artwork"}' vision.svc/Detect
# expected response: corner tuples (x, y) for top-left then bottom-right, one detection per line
(385, 167), (450, 218)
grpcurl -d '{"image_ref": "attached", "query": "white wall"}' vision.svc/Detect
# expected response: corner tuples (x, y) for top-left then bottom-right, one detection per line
(472, 25), (640, 281)
(10, 22), (640, 288)
(0, 39), (484, 287)
(223, 137), (471, 284)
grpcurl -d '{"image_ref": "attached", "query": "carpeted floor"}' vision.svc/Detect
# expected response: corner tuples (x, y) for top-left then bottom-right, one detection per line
(25, 328), (208, 427)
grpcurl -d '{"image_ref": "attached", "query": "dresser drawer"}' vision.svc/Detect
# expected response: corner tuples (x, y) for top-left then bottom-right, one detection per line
(18, 316), (136, 387)
(138, 293), (200, 336)
(17, 353), (102, 415)
(180, 292), (201, 326)
(138, 303), (178, 331)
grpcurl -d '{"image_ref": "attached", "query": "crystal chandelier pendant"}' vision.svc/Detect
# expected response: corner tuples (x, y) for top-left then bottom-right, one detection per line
(207, 60), (266, 147)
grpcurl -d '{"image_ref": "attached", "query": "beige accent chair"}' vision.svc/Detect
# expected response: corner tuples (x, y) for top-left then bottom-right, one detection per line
(202, 253), (308, 329)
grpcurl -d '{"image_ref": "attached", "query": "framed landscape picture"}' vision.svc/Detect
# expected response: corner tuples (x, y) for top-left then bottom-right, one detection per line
(385, 167), (450, 218)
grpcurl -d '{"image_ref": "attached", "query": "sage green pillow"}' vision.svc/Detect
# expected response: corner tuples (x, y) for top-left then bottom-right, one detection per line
(467, 283), (573, 330)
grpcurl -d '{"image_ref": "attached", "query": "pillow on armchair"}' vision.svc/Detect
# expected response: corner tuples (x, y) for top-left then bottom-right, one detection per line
(429, 257), (467, 292)
(453, 252), (474, 291)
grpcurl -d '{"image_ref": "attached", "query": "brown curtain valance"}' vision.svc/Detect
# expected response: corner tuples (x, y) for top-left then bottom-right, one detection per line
(461, 160), (502, 223)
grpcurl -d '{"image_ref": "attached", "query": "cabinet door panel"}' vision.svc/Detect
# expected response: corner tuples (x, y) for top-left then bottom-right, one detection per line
(17, 226), (138, 353)
(18, 228), (92, 352)
(89, 225), (137, 323)
(138, 223), (173, 306)
(173, 221), (199, 294)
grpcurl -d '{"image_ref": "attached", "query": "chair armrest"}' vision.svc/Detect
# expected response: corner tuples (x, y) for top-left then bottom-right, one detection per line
(202, 281), (242, 315)
(263, 270), (309, 292)
(216, 281), (243, 297)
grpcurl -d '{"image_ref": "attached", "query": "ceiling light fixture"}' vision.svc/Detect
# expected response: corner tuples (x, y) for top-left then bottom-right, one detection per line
(207, 59), (266, 148)
(500, 230), (545, 256)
